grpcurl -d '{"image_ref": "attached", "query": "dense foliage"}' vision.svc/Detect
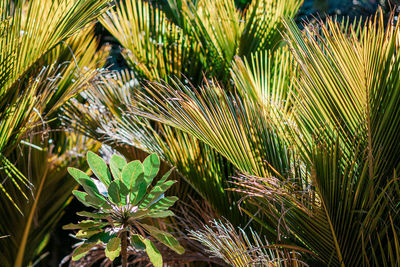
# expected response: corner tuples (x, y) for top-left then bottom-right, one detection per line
(0, 0), (399, 266)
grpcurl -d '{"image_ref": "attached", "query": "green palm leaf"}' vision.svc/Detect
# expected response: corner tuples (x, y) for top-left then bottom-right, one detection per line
(133, 76), (291, 178)
(0, 0), (110, 211)
(64, 72), (241, 221)
(100, 0), (203, 83)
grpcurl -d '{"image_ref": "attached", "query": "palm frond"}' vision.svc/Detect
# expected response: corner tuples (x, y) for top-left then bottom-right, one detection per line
(232, 137), (399, 266)
(100, 0), (203, 83)
(0, 133), (100, 267)
(101, 0), (302, 85)
(64, 72), (241, 221)
(231, 47), (296, 140)
(133, 78), (291, 178)
(0, 0), (110, 210)
(184, 0), (302, 81)
(190, 220), (308, 267)
(284, 10), (400, 176)
(216, 11), (400, 265)
(0, 3), (111, 264)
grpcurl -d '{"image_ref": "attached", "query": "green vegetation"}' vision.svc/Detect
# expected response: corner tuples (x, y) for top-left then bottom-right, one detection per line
(0, 0), (399, 266)
(0, 0), (109, 266)
(65, 152), (183, 267)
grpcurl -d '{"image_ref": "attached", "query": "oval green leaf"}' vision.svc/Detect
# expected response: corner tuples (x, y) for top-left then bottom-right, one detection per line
(121, 160), (144, 193)
(105, 236), (121, 261)
(87, 152), (112, 186)
(141, 223), (184, 255)
(143, 154), (160, 186)
(72, 242), (97, 261)
(144, 239), (162, 267)
(110, 154), (127, 180)
(108, 181), (121, 205)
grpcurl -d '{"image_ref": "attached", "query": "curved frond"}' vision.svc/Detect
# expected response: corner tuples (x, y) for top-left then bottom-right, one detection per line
(133, 78), (292, 178)
(0, 0), (110, 210)
(64, 72), (241, 221)
(190, 220), (308, 267)
(100, 0), (203, 83)
(285, 11), (400, 181)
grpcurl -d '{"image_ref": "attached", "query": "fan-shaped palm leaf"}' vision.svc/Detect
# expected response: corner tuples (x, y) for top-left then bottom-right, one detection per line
(128, 9), (400, 266)
(0, 0), (110, 211)
(133, 72), (292, 179)
(64, 72), (241, 221)
(100, 0), (302, 85)
(0, 0), (111, 265)
(190, 220), (309, 266)
(100, 0), (203, 83)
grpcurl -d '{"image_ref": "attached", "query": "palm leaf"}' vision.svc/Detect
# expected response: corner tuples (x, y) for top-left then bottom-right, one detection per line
(0, 2), (111, 264)
(0, 134), (100, 267)
(133, 77), (291, 178)
(0, 0), (110, 210)
(64, 72), (241, 221)
(100, 0), (203, 84)
(190, 220), (309, 266)
(183, 0), (302, 82)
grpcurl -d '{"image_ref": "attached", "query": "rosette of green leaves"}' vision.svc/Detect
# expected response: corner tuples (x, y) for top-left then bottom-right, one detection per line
(63, 152), (184, 267)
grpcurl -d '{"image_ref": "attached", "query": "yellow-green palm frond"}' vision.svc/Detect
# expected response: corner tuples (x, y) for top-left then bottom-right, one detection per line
(193, 0), (244, 63)
(190, 220), (309, 267)
(100, 0), (203, 83)
(184, 0), (302, 81)
(100, 0), (302, 85)
(0, 133), (100, 267)
(239, 0), (302, 55)
(0, 0), (110, 211)
(233, 137), (400, 266)
(64, 72), (241, 221)
(264, 9), (400, 265)
(133, 78), (292, 179)
(46, 25), (110, 114)
(0, 19), (110, 266)
(231, 47), (297, 142)
(285, 9), (400, 184)
(1, 0), (110, 94)
(232, 48), (294, 109)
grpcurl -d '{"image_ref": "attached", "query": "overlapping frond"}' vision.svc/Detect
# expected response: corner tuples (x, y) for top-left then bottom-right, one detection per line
(285, 10), (400, 175)
(0, 0), (110, 210)
(190, 220), (308, 267)
(184, 0), (302, 81)
(0, 1), (111, 265)
(100, 0), (302, 85)
(239, 0), (302, 55)
(0, 134), (99, 267)
(232, 137), (399, 266)
(1, 0), (110, 94)
(232, 48), (294, 109)
(64, 72), (241, 221)
(271, 10), (400, 265)
(133, 78), (292, 179)
(100, 0), (203, 83)
(231, 47), (296, 140)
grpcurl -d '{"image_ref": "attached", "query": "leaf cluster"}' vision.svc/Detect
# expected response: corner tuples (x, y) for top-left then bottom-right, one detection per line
(65, 152), (184, 267)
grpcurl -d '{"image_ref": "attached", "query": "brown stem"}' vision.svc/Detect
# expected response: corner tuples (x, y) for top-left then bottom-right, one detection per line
(121, 230), (128, 267)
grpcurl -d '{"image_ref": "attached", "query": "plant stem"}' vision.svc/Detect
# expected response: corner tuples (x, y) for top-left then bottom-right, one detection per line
(14, 167), (48, 267)
(121, 230), (128, 267)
